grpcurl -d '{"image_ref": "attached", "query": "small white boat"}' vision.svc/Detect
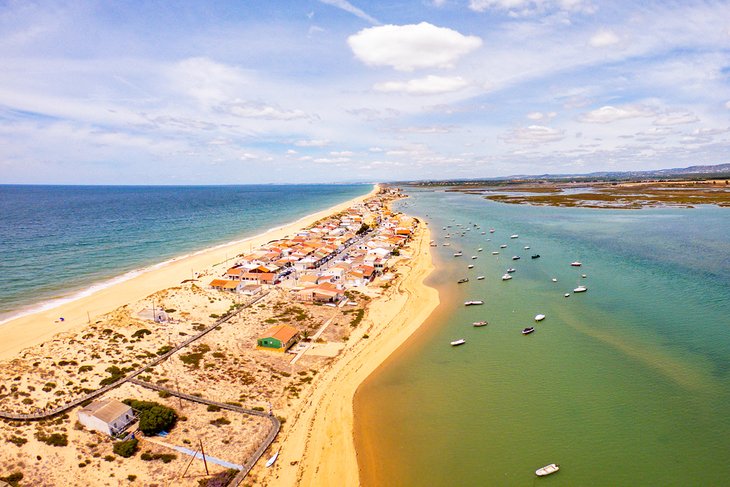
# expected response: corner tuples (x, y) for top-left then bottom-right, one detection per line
(468, 264), (474, 269)
(443, 242), (451, 246)
(512, 255), (520, 260)
(489, 228), (495, 233)
(500, 244), (507, 248)
(486, 238), (491, 241)
(564, 293), (570, 297)
(472, 321), (488, 327)
(471, 256), (477, 259)
(492, 251), (500, 255)
(524, 246), (530, 249)
(551, 278), (558, 282)
(570, 261), (582, 267)
(476, 276), (485, 280)
(464, 300), (484, 306)
(581, 274), (587, 278)
(506, 268), (516, 273)
(451, 338), (466, 346)
(574, 285), (587, 293)
(481, 231), (486, 235)
(535, 463), (559, 476)
(535, 314), (546, 321)
(477, 248), (483, 252)
(266, 450), (280, 468)
(510, 234), (519, 239)
(502, 274), (512, 280)
(454, 251), (463, 257)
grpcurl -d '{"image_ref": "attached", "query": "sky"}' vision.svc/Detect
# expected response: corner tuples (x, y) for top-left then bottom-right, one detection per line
(1, 0), (729, 184)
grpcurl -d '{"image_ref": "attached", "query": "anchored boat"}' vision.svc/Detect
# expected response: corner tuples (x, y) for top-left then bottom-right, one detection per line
(535, 463), (559, 476)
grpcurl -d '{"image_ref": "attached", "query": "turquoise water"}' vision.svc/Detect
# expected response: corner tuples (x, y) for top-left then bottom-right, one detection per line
(356, 189), (730, 486)
(0, 184), (371, 321)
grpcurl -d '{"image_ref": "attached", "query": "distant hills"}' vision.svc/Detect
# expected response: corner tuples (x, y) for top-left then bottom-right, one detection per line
(398, 163), (730, 186)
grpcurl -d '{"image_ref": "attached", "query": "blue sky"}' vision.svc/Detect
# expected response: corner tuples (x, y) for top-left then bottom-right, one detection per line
(1, 0), (729, 184)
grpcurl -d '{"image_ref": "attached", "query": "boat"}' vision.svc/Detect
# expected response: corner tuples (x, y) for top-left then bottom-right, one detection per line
(481, 231), (486, 235)
(531, 254), (540, 259)
(450, 338), (466, 346)
(570, 261), (582, 266)
(476, 275), (485, 280)
(477, 248), (483, 252)
(457, 278), (469, 284)
(535, 464), (559, 476)
(471, 256), (478, 259)
(489, 228), (495, 233)
(581, 274), (587, 278)
(512, 255), (521, 260)
(574, 285), (587, 293)
(534, 314), (546, 321)
(551, 278), (558, 282)
(492, 251), (500, 255)
(522, 327), (535, 335)
(443, 242), (451, 246)
(468, 264), (474, 269)
(510, 234), (519, 239)
(507, 268), (516, 273)
(464, 300), (484, 306)
(473, 321), (488, 327)
(454, 251), (463, 257)
(564, 293), (570, 297)
(502, 274), (512, 280)
(524, 246), (530, 249)
(266, 450), (279, 468)
(500, 244), (507, 248)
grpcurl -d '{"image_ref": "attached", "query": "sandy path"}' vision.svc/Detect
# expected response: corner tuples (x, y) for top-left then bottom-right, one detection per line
(0, 185), (377, 361)
(263, 224), (438, 486)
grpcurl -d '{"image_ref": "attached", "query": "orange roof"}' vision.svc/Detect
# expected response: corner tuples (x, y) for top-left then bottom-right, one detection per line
(261, 324), (299, 343)
(209, 279), (229, 287)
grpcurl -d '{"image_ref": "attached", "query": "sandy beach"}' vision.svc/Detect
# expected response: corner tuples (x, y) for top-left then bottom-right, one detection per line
(261, 223), (439, 486)
(0, 185), (377, 362)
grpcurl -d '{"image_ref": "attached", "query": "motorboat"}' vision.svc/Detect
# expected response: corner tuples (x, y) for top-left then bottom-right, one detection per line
(492, 251), (500, 255)
(502, 274), (513, 280)
(524, 246), (530, 249)
(581, 274), (587, 278)
(507, 268), (516, 273)
(476, 276), (485, 280)
(500, 244), (507, 248)
(574, 285), (587, 293)
(430, 241), (437, 247)
(471, 256), (478, 259)
(477, 248), (483, 252)
(443, 242), (451, 246)
(522, 327), (535, 335)
(457, 278), (469, 284)
(510, 234), (519, 239)
(534, 314), (546, 321)
(489, 228), (495, 233)
(481, 231), (486, 235)
(454, 251), (463, 257)
(531, 254), (540, 259)
(512, 256), (521, 260)
(564, 293), (570, 297)
(551, 278), (558, 282)
(570, 261), (582, 267)
(473, 321), (488, 327)
(450, 338), (466, 346)
(535, 464), (559, 476)
(467, 264), (474, 269)
(464, 300), (484, 306)
(266, 450), (280, 468)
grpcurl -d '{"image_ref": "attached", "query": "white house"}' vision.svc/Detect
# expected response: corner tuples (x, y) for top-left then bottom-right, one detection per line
(77, 399), (135, 436)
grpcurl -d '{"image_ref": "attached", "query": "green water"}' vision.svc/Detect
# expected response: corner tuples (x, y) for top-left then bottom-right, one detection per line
(355, 189), (730, 486)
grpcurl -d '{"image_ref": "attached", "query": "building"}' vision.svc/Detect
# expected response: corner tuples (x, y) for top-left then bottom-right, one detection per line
(77, 399), (135, 436)
(257, 324), (300, 352)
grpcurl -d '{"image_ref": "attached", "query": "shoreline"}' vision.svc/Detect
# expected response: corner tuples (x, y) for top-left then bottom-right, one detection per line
(263, 219), (439, 486)
(0, 184), (377, 362)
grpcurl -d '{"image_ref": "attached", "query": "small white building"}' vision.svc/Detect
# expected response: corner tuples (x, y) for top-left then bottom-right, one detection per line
(77, 399), (135, 436)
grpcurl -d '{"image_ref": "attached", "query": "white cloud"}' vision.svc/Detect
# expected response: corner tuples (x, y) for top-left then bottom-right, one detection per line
(295, 139), (330, 147)
(725, 100), (730, 109)
(168, 57), (248, 107)
(590, 29), (620, 48)
(654, 111), (699, 126)
(526, 111), (556, 121)
(330, 150), (354, 156)
(502, 125), (565, 144)
(218, 100), (307, 120)
(318, 0), (379, 25)
(468, 0), (594, 16)
(397, 125), (457, 133)
(286, 149), (298, 155)
(578, 104), (656, 123)
(374, 75), (468, 94)
(347, 22), (482, 71)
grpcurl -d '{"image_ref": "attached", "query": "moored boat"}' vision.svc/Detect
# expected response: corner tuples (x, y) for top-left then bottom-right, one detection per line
(524, 245), (530, 249)
(574, 285), (587, 293)
(477, 247), (483, 252)
(502, 274), (512, 280)
(464, 300), (484, 306)
(492, 251), (500, 255)
(535, 463), (559, 476)
(457, 278), (469, 284)
(473, 321), (488, 327)
(266, 450), (279, 468)
(506, 268), (516, 273)
(500, 244), (507, 248)
(531, 254), (540, 259)
(510, 234), (519, 239)
(551, 278), (558, 282)
(570, 261), (582, 266)
(454, 251), (462, 257)
(476, 275), (485, 280)
(489, 228), (495, 233)
(468, 264), (474, 269)
(450, 338), (466, 346)
(512, 255), (521, 260)
(534, 314), (546, 321)
(564, 293), (570, 297)
(522, 327), (535, 335)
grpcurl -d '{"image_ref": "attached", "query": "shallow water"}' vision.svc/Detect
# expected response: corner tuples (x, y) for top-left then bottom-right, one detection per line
(356, 189), (730, 486)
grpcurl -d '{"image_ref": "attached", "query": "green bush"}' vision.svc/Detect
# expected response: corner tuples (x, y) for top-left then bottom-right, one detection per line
(0, 471), (23, 487)
(123, 399), (177, 435)
(37, 432), (68, 447)
(113, 438), (138, 458)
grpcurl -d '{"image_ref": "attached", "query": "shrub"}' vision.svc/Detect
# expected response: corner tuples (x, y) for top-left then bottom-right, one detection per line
(113, 438), (138, 458)
(206, 405), (221, 412)
(6, 435), (27, 447)
(0, 472), (23, 487)
(210, 417), (231, 426)
(156, 345), (173, 356)
(131, 329), (151, 339)
(37, 432), (68, 447)
(99, 366), (125, 386)
(78, 365), (94, 373)
(123, 399), (177, 435)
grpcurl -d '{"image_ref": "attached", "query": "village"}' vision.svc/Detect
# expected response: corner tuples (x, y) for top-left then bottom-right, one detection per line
(0, 186), (422, 486)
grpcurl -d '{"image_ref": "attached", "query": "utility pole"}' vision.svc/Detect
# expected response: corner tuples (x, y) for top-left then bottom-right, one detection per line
(199, 438), (209, 475)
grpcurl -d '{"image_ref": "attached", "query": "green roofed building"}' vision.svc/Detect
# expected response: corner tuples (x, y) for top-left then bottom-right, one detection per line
(257, 324), (300, 352)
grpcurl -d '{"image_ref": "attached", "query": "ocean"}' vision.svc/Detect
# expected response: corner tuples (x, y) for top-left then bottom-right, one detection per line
(0, 184), (371, 322)
(355, 188), (730, 486)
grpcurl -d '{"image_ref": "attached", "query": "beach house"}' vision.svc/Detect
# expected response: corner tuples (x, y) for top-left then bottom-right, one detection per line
(257, 324), (300, 352)
(77, 398), (135, 437)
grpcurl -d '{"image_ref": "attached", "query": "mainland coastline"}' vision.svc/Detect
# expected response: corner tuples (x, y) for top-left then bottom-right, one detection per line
(0, 183), (439, 486)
